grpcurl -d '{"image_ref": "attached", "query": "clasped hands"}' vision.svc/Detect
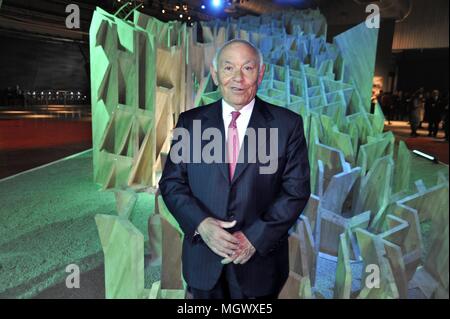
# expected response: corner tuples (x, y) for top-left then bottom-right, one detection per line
(197, 217), (256, 265)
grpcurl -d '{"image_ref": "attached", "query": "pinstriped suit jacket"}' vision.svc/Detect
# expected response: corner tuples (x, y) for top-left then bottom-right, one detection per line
(159, 96), (310, 297)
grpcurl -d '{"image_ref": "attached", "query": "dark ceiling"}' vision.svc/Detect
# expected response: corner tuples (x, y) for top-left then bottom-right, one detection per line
(0, 0), (413, 43)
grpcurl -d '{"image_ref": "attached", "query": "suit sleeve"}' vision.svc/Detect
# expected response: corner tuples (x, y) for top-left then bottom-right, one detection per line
(243, 115), (311, 256)
(158, 112), (210, 239)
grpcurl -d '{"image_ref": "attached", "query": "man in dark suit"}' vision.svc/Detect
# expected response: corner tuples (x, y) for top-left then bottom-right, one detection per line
(159, 39), (310, 299)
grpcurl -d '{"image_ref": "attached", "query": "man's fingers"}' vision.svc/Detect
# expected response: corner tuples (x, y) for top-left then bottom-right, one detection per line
(210, 242), (233, 256)
(218, 234), (240, 247)
(202, 219), (255, 260)
(234, 246), (255, 264)
(233, 251), (246, 264)
(221, 256), (235, 265)
(218, 220), (236, 229)
(234, 255), (246, 264)
(205, 233), (238, 257)
(210, 246), (230, 259)
(240, 250), (254, 264)
(221, 240), (239, 251)
(209, 234), (237, 250)
(210, 227), (239, 245)
(235, 252), (252, 264)
(210, 239), (237, 256)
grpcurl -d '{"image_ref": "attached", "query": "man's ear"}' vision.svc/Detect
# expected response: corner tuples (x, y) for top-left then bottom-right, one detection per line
(257, 64), (266, 86)
(210, 64), (219, 86)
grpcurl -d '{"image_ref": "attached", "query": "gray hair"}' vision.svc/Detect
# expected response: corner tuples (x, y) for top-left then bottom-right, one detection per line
(212, 39), (264, 71)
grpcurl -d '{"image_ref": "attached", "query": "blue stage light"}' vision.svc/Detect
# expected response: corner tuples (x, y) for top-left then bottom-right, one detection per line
(201, 4), (206, 9)
(211, 0), (222, 8)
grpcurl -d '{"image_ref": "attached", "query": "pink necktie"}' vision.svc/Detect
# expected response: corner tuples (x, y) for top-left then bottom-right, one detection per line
(227, 111), (241, 180)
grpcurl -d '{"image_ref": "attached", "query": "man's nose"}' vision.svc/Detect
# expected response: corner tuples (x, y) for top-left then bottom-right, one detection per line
(232, 69), (243, 81)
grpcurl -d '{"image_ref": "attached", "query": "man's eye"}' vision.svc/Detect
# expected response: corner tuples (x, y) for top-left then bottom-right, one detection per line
(224, 66), (233, 71)
(244, 66), (254, 71)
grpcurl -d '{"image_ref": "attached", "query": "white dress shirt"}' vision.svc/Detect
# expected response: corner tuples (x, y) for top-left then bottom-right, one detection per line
(222, 98), (255, 149)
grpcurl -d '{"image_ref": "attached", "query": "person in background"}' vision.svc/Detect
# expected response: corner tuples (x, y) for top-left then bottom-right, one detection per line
(370, 89), (377, 114)
(427, 90), (444, 138)
(424, 91), (431, 126)
(377, 90), (384, 110)
(442, 92), (449, 142)
(417, 87), (425, 128)
(381, 91), (392, 125)
(404, 92), (412, 123)
(410, 91), (423, 137)
(391, 91), (400, 121)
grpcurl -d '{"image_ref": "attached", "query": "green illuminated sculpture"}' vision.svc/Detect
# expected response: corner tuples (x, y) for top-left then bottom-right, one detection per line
(90, 6), (448, 299)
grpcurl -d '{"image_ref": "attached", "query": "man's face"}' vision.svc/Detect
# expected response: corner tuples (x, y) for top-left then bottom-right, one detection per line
(210, 42), (265, 110)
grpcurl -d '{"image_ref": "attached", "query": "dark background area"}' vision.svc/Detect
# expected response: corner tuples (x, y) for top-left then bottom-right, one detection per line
(1, 26), (446, 96)
(0, 0), (448, 97)
(0, 34), (89, 92)
(394, 48), (449, 93)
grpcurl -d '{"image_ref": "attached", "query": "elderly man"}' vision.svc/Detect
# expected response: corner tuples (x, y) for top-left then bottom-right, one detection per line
(159, 39), (310, 299)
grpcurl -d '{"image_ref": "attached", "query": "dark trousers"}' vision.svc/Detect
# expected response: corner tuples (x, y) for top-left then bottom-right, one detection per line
(189, 264), (279, 300)
(428, 116), (441, 136)
(410, 122), (418, 136)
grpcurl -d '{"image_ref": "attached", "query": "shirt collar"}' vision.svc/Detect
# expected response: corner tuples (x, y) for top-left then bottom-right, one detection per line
(222, 98), (255, 118)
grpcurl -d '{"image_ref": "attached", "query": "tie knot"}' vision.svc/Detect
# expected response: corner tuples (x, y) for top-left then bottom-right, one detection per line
(229, 111), (241, 128)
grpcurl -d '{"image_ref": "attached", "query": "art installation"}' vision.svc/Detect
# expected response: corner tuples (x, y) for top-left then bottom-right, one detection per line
(89, 4), (449, 299)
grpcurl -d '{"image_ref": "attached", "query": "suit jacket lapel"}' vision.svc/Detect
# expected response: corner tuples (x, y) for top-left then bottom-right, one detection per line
(200, 100), (230, 183)
(231, 96), (273, 185)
